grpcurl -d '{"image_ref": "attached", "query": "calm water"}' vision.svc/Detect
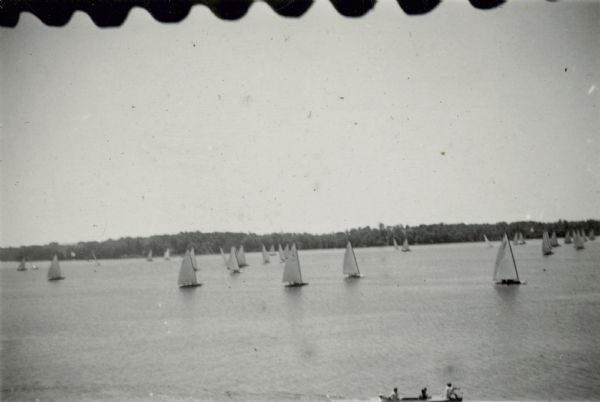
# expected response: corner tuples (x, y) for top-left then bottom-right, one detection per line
(2, 241), (600, 401)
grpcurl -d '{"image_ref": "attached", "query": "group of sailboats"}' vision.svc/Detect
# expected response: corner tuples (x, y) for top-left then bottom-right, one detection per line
(17, 257), (39, 271)
(393, 237), (410, 252)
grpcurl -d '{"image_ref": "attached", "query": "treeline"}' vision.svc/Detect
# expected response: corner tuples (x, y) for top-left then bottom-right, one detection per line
(1, 219), (598, 261)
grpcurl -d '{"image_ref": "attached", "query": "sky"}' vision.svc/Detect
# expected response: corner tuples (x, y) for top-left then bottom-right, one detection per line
(1, 0), (599, 247)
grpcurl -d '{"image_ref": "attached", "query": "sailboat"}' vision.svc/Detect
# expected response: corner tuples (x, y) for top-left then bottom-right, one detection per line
(190, 247), (199, 271)
(227, 246), (240, 274)
(393, 238), (399, 250)
(219, 247), (228, 266)
(146, 249), (153, 262)
(541, 231), (553, 256)
(17, 257), (27, 271)
(573, 230), (585, 250)
(484, 235), (493, 248)
(582, 230), (588, 242)
(269, 244), (276, 256)
(282, 244), (308, 287)
(92, 251), (101, 266)
(164, 248), (170, 261)
(401, 237), (410, 252)
(283, 244), (291, 260)
(589, 229), (596, 241)
(278, 244), (286, 262)
(47, 255), (65, 281)
(177, 250), (202, 288)
(550, 232), (560, 248)
(343, 241), (362, 278)
(512, 233), (519, 245)
(564, 230), (573, 244)
(261, 245), (270, 264)
(236, 246), (248, 267)
(517, 232), (526, 245)
(493, 234), (522, 285)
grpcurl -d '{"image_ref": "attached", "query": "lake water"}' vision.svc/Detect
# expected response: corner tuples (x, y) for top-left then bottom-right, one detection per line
(2, 240), (600, 401)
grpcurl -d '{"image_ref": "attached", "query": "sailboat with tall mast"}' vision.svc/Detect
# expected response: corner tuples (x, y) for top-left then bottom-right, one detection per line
(164, 248), (170, 261)
(564, 230), (573, 244)
(343, 241), (362, 278)
(146, 249), (153, 262)
(177, 250), (202, 288)
(236, 246), (248, 267)
(589, 229), (596, 241)
(282, 244), (308, 287)
(219, 247), (228, 266)
(393, 238), (399, 250)
(517, 232), (526, 245)
(17, 257), (27, 271)
(269, 244), (276, 256)
(550, 232), (560, 248)
(47, 255), (65, 281)
(493, 234), (522, 285)
(573, 230), (585, 250)
(91, 251), (101, 266)
(484, 235), (493, 248)
(542, 231), (553, 256)
(401, 237), (410, 252)
(227, 247), (240, 274)
(261, 245), (270, 264)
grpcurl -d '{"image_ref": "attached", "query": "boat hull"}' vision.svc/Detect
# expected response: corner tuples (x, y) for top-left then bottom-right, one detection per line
(495, 279), (523, 286)
(179, 283), (202, 288)
(285, 282), (308, 287)
(345, 274), (363, 279)
(48, 276), (65, 281)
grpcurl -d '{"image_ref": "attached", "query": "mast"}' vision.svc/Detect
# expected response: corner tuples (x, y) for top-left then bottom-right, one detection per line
(506, 234), (520, 282)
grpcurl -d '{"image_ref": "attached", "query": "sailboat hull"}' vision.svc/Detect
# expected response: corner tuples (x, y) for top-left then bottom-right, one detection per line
(345, 274), (363, 279)
(495, 279), (523, 286)
(48, 276), (65, 281)
(379, 396), (462, 402)
(285, 282), (308, 287)
(179, 283), (202, 288)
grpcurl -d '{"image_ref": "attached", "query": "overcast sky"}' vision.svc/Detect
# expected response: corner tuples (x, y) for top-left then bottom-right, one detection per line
(1, 0), (599, 247)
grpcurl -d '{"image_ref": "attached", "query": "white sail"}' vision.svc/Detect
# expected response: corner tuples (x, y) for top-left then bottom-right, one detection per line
(517, 232), (526, 245)
(178, 250), (200, 287)
(269, 244), (276, 255)
(564, 230), (573, 244)
(573, 230), (585, 250)
(164, 248), (170, 260)
(284, 244), (290, 259)
(484, 235), (493, 248)
(262, 245), (270, 264)
(589, 229), (596, 241)
(190, 247), (199, 271)
(236, 246), (248, 267)
(278, 244), (285, 262)
(493, 234), (520, 283)
(542, 231), (553, 255)
(512, 233), (519, 245)
(17, 257), (27, 271)
(47, 255), (64, 280)
(282, 244), (304, 285)
(393, 238), (399, 250)
(343, 241), (361, 277)
(550, 232), (559, 247)
(146, 250), (153, 262)
(92, 251), (100, 266)
(401, 237), (410, 252)
(227, 247), (240, 273)
(220, 247), (227, 265)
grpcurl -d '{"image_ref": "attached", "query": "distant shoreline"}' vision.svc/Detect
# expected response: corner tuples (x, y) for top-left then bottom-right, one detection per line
(1, 218), (597, 262)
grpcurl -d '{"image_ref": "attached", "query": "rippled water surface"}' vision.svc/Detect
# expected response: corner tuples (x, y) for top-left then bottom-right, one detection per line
(2, 241), (600, 401)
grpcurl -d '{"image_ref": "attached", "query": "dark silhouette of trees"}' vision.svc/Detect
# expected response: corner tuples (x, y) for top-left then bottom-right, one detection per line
(1, 219), (598, 261)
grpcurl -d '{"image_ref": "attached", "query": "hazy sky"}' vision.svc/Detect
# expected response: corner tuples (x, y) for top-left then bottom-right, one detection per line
(1, 0), (599, 247)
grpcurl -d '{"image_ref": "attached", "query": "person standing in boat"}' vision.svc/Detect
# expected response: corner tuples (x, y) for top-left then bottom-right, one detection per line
(420, 387), (429, 400)
(444, 383), (457, 400)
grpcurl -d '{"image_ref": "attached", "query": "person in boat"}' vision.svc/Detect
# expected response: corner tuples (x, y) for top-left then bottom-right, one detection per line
(419, 387), (429, 400)
(388, 387), (399, 401)
(444, 383), (458, 400)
